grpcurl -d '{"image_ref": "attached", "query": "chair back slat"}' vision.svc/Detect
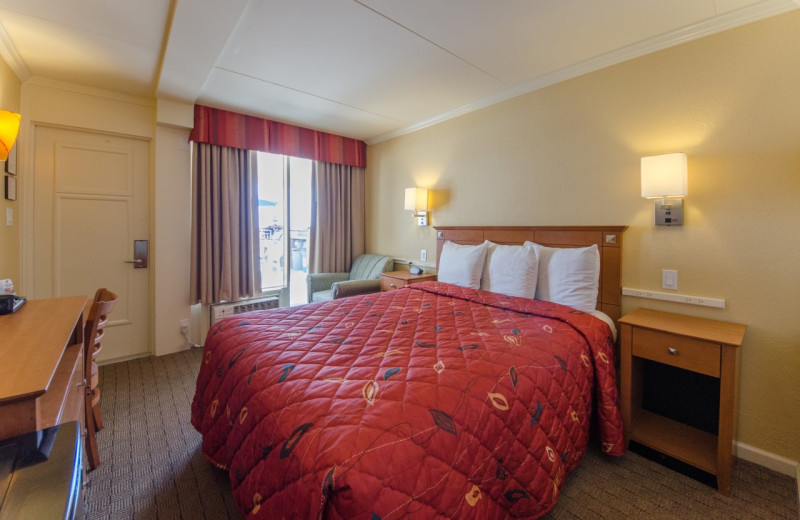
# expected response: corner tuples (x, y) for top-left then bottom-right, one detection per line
(85, 289), (118, 355)
(83, 287), (118, 470)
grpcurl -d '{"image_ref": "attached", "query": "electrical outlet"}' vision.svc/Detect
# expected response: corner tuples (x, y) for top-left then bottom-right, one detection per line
(180, 318), (189, 334)
(420, 249), (427, 262)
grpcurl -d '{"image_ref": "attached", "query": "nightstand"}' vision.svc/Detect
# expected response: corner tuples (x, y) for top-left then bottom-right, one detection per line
(380, 270), (437, 291)
(619, 308), (746, 495)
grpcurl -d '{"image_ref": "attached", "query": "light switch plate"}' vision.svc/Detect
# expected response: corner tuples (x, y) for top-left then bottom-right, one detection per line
(662, 269), (678, 290)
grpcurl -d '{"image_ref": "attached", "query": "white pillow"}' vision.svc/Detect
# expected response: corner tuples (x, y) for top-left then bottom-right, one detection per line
(480, 242), (539, 298)
(526, 242), (600, 313)
(437, 241), (488, 289)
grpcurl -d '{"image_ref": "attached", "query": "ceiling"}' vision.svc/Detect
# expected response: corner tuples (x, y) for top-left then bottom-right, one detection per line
(0, 0), (797, 143)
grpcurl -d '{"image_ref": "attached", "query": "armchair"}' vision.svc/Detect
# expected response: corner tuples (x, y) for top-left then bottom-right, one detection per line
(307, 254), (393, 302)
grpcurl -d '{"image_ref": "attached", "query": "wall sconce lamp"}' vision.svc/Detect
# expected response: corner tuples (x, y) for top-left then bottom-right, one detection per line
(641, 152), (687, 226)
(0, 110), (21, 161)
(404, 187), (429, 226)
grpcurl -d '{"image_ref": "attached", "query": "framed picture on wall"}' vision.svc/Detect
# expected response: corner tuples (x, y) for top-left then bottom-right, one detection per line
(5, 146), (16, 175)
(4, 175), (16, 201)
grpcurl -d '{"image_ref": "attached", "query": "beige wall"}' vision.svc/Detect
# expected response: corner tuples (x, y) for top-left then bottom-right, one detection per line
(15, 78), (195, 357)
(366, 11), (800, 463)
(153, 115), (194, 356)
(0, 59), (21, 285)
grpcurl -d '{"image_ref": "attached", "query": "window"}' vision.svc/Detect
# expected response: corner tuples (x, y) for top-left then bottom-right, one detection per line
(256, 152), (312, 305)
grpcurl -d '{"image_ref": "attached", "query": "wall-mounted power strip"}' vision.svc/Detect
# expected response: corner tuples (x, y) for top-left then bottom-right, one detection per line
(622, 287), (725, 308)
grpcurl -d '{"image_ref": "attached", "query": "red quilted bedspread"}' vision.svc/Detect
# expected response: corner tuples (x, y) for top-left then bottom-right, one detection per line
(192, 282), (624, 519)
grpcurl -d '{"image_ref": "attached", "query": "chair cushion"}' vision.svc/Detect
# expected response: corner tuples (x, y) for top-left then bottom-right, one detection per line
(311, 290), (335, 303)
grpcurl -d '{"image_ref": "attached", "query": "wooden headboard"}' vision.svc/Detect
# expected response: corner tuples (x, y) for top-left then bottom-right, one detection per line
(434, 226), (627, 321)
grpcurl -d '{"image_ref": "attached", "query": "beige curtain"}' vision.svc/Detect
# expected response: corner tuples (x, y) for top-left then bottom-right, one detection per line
(308, 162), (366, 273)
(190, 143), (259, 304)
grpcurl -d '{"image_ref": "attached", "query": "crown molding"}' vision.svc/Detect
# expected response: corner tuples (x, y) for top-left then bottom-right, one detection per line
(0, 20), (29, 82)
(24, 76), (155, 108)
(366, 0), (800, 145)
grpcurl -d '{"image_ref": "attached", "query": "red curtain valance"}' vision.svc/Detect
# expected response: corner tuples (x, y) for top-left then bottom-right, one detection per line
(189, 104), (367, 168)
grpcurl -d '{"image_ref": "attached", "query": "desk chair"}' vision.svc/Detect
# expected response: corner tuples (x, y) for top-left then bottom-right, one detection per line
(84, 288), (118, 470)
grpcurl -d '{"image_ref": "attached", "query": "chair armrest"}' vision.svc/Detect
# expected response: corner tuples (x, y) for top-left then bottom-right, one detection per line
(307, 272), (350, 302)
(331, 279), (382, 299)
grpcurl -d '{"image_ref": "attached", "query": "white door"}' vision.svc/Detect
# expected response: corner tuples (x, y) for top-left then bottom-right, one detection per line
(33, 126), (150, 361)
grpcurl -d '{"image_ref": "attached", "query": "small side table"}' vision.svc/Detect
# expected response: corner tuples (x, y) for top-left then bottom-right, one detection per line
(619, 308), (746, 495)
(380, 271), (437, 291)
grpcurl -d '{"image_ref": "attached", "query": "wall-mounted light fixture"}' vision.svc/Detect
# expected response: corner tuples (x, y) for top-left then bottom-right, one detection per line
(0, 110), (21, 161)
(641, 152), (687, 226)
(404, 187), (429, 226)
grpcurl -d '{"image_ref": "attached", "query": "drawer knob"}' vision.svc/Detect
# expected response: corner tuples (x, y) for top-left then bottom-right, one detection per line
(668, 347), (679, 356)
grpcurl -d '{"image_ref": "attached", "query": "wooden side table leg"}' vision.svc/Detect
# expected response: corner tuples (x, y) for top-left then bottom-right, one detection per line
(717, 345), (737, 495)
(620, 324), (633, 445)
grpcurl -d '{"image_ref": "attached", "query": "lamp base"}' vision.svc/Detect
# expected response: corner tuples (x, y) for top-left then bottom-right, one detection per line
(654, 198), (683, 226)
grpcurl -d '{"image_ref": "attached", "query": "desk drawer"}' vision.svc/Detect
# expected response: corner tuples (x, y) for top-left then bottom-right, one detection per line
(62, 345), (84, 425)
(633, 328), (720, 377)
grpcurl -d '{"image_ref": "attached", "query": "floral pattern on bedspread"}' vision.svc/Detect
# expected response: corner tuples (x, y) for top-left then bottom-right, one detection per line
(191, 282), (624, 520)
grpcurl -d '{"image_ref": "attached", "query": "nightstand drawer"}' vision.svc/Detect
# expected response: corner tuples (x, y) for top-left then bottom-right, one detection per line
(381, 277), (403, 291)
(380, 271), (437, 291)
(633, 328), (720, 377)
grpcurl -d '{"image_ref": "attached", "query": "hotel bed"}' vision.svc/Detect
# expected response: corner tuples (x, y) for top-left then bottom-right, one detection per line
(192, 226), (627, 519)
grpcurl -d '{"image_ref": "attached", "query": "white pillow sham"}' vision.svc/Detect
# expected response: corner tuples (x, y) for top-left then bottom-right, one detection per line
(480, 241), (539, 298)
(526, 242), (600, 313)
(437, 240), (488, 289)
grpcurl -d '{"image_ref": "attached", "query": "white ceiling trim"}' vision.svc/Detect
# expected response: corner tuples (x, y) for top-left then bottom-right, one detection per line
(0, 19), (29, 82)
(366, 0), (800, 145)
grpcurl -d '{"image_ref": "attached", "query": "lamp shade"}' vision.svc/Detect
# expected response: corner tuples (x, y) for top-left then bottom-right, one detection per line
(641, 153), (688, 198)
(0, 110), (21, 161)
(404, 187), (428, 211)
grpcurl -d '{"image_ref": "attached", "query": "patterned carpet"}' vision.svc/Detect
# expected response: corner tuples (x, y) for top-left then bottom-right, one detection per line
(84, 348), (798, 520)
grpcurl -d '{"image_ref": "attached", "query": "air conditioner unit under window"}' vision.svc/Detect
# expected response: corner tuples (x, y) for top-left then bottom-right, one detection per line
(209, 295), (279, 325)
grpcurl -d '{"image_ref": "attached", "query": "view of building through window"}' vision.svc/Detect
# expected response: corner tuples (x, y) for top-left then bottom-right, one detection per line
(256, 152), (311, 305)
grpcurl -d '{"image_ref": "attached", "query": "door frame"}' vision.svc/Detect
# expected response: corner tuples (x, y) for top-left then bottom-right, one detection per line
(20, 121), (155, 359)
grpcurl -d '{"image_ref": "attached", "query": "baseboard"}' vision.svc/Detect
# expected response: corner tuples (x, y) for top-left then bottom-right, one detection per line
(736, 441), (799, 477)
(96, 351), (152, 367)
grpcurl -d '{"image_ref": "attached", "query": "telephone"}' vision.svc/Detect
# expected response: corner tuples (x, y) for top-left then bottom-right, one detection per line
(409, 266), (423, 275)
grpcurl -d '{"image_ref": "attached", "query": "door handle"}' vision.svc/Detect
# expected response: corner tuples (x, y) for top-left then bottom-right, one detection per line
(126, 240), (148, 268)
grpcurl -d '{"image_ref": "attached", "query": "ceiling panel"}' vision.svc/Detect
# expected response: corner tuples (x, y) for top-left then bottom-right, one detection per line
(358, 0), (736, 85)
(214, 0), (505, 123)
(199, 67), (402, 139)
(0, 8), (160, 94)
(157, 0), (250, 102)
(0, 0), (168, 47)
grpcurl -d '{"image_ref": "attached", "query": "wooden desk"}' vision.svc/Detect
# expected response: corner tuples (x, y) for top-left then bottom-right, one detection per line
(0, 296), (88, 441)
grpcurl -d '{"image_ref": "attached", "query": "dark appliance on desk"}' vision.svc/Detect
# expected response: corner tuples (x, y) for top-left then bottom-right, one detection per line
(0, 422), (83, 520)
(0, 295), (26, 315)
